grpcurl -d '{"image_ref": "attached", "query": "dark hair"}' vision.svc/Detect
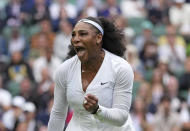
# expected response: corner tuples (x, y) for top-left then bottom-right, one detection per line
(160, 95), (171, 103)
(67, 17), (126, 58)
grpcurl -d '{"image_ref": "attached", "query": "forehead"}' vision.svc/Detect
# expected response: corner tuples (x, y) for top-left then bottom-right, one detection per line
(73, 22), (96, 32)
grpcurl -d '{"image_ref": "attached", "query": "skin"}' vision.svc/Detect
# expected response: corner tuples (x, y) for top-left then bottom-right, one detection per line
(71, 21), (104, 113)
(185, 57), (190, 73)
(162, 100), (170, 117)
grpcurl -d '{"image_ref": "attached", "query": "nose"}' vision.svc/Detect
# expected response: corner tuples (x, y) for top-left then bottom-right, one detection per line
(71, 33), (80, 45)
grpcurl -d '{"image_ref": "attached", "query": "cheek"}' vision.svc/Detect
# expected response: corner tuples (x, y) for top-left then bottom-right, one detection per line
(88, 41), (99, 50)
(70, 38), (75, 45)
(86, 45), (98, 56)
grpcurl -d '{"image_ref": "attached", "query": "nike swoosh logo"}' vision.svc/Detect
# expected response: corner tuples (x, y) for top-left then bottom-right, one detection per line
(101, 82), (108, 85)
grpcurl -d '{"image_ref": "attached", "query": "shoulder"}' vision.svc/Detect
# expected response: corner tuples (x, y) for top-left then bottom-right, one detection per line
(33, 57), (47, 67)
(106, 51), (134, 88)
(53, 55), (78, 82)
(34, 57), (45, 63)
(108, 51), (133, 74)
(51, 56), (62, 63)
(106, 51), (134, 82)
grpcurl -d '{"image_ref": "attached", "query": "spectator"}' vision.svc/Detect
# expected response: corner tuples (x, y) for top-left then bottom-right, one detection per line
(164, 76), (181, 112)
(15, 122), (29, 131)
(0, 0), (9, 10)
(0, 75), (12, 113)
(49, 0), (77, 21)
(131, 97), (153, 131)
(37, 67), (53, 96)
(0, 31), (9, 74)
(139, 40), (158, 76)
(32, 47), (61, 82)
(5, 0), (23, 27)
(29, 32), (49, 60)
(31, 0), (50, 24)
(76, 0), (102, 11)
(125, 44), (144, 75)
(179, 57), (190, 100)
(157, 56), (172, 86)
(2, 96), (25, 131)
(19, 78), (38, 105)
(169, 0), (190, 34)
(53, 19), (72, 61)
(150, 68), (164, 113)
(134, 20), (156, 53)
(4, 51), (34, 86)
(152, 95), (182, 131)
(99, 0), (122, 19)
(146, 0), (171, 25)
(31, 19), (55, 49)
(120, 0), (146, 19)
(0, 32), (8, 57)
(76, 0), (99, 23)
(136, 82), (152, 106)
(80, 0), (99, 17)
(17, 102), (38, 131)
(158, 24), (186, 75)
(8, 26), (26, 56)
(37, 96), (53, 129)
(113, 15), (135, 44)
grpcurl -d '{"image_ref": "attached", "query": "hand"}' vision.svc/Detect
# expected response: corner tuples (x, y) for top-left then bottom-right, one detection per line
(14, 108), (22, 118)
(83, 94), (99, 114)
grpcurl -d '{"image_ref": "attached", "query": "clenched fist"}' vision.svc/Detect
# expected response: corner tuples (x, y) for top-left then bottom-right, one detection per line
(83, 94), (99, 114)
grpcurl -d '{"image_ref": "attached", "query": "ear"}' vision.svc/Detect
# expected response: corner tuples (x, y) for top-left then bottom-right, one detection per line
(96, 34), (103, 45)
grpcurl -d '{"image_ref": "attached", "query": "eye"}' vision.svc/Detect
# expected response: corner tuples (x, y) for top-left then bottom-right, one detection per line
(72, 33), (75, 37)
(79, 32), (88, 36)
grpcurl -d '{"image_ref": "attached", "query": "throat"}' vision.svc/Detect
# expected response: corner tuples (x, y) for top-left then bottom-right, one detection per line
(82, 57), (103, 73)
(81, 51), (105, 92)
(81, 68), (98, 92)
(81, 50), (105, 73)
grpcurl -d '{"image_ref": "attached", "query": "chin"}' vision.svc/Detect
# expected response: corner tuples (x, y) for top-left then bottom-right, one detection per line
(77, 55), (88, 63)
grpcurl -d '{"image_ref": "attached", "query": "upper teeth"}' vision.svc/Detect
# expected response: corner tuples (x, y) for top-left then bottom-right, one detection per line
(76, 47), (83, 52)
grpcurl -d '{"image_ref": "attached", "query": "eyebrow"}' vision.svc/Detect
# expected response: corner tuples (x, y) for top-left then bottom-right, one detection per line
(72, 29), (88, 33)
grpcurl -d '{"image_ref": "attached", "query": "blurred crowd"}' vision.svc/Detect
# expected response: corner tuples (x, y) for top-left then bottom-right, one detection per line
(0, 0), (190, 131)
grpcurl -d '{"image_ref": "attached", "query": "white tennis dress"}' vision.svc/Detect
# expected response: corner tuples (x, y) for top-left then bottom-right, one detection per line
(48, 50), (134, 131)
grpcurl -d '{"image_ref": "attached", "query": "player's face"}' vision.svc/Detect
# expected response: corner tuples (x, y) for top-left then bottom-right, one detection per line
(71, 22), (102, 63)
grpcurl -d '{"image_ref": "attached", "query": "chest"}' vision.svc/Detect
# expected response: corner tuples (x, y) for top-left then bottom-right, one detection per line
(66, 71), (115, 110)
(81, 71), (97, 92)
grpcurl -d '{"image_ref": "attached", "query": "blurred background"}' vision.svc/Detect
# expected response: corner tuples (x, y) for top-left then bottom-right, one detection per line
(0, 0), (190, 131)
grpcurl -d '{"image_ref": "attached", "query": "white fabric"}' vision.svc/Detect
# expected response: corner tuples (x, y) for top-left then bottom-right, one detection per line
(8, 36), (25, 54)
(158, 44), (186, 73)
(33, 56), (62, 82)
(76, 0), (102, 11)
(0, 88), (12, 106)
(0, 0), (9, 10)
(53, 32), (71, 61)
(169, 3), (190, 32)
(2, 109), (24, 130)
(49, 1), (77, 19)
(48, 50), (134, 131)
(79, 19), (104, 35)
(2, 110), (15, 130)
(120, 0), (145, 18)
(86, 7), (98, 17)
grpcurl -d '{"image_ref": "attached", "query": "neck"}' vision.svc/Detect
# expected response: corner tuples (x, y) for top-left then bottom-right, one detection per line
(82, 50), (105, 73)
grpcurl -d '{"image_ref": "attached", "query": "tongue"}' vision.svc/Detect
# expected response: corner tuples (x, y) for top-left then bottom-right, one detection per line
(77, 49), (86, 58)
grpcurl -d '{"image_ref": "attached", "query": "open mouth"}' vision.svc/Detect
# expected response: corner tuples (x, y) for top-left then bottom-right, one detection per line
(74, 46), (86, 58)
(74, 46), (85, 53)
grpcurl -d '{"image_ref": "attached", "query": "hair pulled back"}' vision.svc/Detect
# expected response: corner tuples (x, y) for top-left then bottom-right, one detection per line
(67, 17), (126, 58)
